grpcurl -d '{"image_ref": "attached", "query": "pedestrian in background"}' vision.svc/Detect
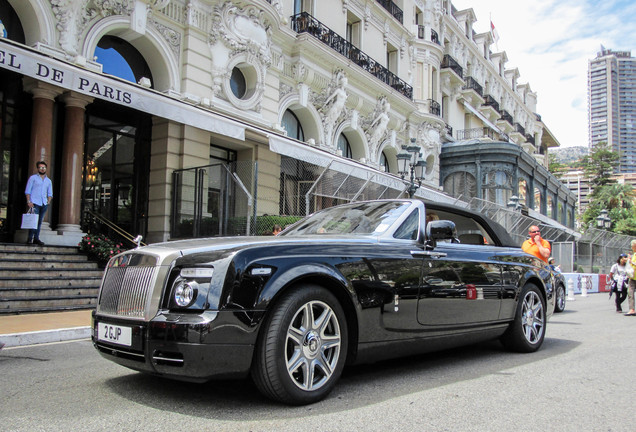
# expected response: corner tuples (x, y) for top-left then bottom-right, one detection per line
(522, 225), (551, 263)
(272, 224), (282, 235)
(24, 161), (52, 246)
(626, 240), (636, 316)
(609, 253), (630, 313)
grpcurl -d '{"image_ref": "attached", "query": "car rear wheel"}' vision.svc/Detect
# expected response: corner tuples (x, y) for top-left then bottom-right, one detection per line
(252, 285), (348, 405)
(501, 284), (546, 353)
(554, 284), (566, 313)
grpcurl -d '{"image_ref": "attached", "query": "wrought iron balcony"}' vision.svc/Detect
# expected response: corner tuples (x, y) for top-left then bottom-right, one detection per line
(428, 99), (441, 116)
(483, 95), (499, 112)
(456, 127), (498, 141)
(431, 29), (440, 45)
(463, 76), (483, 97)
(291, 13), (413, 99)
(514, 123), (526, 135)
(499, 109), (513, 125)
(375, 0), (403, 23)
(441, 54), (463, 79)
(417, 26), (441, 45)
(525, 134), (535, 145)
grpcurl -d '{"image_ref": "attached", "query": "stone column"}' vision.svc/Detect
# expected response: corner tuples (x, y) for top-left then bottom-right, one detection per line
(56, 92), (93, 243)
(20, 79), (63, 242)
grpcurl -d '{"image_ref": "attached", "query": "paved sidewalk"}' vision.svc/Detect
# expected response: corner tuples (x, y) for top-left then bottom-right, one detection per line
(0, 309), (92, 348)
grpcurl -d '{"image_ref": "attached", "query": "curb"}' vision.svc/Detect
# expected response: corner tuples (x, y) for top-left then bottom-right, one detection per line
(0, 326), (91, 348)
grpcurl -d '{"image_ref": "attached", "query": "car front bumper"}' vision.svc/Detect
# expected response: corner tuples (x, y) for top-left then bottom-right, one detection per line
(92, 309), (262, 382)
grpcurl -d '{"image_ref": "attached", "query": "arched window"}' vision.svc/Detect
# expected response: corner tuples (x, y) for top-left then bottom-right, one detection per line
(337, 134), (352, 159)
(483, 170), (511, 205)
(379, 151), (389, 172)
(443, 172), (477, 199)
(0, 1), (25, 43)
(534, 187), (542, 213)
(94, 36), (153, 86)
(282, 109), (304, 141)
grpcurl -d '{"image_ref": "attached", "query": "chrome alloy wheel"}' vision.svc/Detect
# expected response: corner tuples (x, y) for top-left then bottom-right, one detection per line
(285, 300), (342, 391)
(521, 290), (545, 344)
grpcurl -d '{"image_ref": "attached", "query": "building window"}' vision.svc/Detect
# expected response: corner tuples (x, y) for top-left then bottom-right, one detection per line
(337, 134), (352, 159)
(282, 110), (305, 141)
(94, 35), (153, 86)
(346, 11), (361, 47)
(230, 67), (246, 99)
(0, 1), (25, 43)
(443, 171), (477, 198)
(379, 151), (389, 172)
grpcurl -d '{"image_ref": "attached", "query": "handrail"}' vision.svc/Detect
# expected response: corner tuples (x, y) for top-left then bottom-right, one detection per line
(84, 209), (146, 248)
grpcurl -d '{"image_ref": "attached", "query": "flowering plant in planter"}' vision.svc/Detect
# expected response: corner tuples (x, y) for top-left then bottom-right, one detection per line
(78, 234), (125, 264)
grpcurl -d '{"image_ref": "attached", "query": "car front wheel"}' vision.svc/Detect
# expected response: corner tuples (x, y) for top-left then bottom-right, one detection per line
(554, 284), (566, 313)
(252, 285), (348, 405)
(501, 284), (546, 353)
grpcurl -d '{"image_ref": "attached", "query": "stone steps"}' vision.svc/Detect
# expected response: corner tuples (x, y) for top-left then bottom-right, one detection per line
(0, 243), (104, 314)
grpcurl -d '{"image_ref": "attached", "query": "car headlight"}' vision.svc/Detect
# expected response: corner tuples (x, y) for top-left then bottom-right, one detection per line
(168, 267), (214, 309)
(174, 280), (197, 307)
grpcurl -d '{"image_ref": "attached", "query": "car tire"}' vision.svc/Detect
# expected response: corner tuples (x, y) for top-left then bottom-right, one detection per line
(554, 284), (566, 313)
(251, 285), (348, 405)
(501, 283), (546, 353)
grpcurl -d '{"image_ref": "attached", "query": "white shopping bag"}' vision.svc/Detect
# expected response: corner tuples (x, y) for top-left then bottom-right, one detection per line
(21, 209), (38, 230)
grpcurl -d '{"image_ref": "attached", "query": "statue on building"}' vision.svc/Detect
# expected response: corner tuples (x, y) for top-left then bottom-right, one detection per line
(319, 70), (348, 148)
(366, 96), (391, 158)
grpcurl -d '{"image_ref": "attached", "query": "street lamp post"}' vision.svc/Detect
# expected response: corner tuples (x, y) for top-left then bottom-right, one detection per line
(397, 138), (426, 198)
(596, 209), (611, 229)
(596, 209), (611, 272)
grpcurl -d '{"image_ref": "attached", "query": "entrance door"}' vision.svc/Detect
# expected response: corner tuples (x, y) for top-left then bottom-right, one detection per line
(83, 107), (150, 239)
(0, 69), (28, 242)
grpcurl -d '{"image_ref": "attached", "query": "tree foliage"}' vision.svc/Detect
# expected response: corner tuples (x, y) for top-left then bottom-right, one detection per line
(582, 183), (636, 233)
(581, 141), (619, 188)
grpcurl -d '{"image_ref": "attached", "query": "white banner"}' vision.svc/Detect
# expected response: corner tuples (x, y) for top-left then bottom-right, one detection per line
(0, 39), (245, 140)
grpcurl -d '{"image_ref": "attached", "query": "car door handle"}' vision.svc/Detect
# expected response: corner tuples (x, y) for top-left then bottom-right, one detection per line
(411, 250), (447, 258)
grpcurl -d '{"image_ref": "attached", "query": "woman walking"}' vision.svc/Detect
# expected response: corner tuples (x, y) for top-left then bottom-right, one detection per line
(609, 254), (629, 313)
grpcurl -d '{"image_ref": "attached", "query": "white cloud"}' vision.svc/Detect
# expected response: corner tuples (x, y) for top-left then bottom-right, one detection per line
(450, 0), (636, 147)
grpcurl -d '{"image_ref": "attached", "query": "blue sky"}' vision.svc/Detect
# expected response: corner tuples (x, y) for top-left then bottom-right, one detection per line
(451, 0), (636, 148)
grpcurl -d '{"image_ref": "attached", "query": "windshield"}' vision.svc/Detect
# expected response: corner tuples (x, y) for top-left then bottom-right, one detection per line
(281, 201), (412, 236)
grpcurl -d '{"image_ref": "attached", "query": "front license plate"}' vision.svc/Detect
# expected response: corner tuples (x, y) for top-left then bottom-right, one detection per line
(97, 323), (132, 347)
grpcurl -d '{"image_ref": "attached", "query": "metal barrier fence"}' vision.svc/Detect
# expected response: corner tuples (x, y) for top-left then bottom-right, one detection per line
(170, 158), (633, 274)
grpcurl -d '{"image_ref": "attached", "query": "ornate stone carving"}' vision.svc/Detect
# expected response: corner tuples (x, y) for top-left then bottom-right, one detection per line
(209, 2), (271, 66)
(316, 70), (349, 149)
(50, 0), (134, 56)
(364, 96), (391, 161)
(148, 16), (181, 58)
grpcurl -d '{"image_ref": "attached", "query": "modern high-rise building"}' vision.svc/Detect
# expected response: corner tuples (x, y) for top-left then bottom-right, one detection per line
(588, 48), (636, 173)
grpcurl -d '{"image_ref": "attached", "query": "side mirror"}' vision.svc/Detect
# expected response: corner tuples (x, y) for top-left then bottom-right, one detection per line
(425, 220), (458, 249)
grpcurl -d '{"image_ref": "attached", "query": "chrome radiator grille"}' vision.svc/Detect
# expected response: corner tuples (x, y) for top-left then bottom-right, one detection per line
(97, 265), (158, 318)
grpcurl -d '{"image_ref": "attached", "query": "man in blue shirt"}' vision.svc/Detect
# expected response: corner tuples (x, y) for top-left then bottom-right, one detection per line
(25, 161), (53, 245)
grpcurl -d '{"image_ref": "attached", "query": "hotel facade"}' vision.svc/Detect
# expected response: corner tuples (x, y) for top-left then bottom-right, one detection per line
(0, 0), (575, 246)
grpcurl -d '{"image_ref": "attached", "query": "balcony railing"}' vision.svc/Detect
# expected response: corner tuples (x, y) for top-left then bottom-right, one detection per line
(514, 123), (526, 135)
(456, 127), (498, 141)
(441, 54), (463, 79)
(431, 29), (440, 45)
(525, 134), (535, 145)
(291, 13), (412, 99)
(417, 26), (441, 45)
(463, 76), (483, 97)
(483, 95), (499, 112)
(375, 0), (403, 23)
(499, 110), (513, 125)
(428, 99), (441, 116)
